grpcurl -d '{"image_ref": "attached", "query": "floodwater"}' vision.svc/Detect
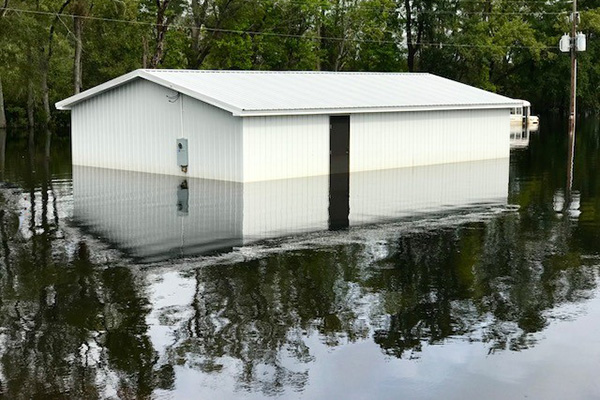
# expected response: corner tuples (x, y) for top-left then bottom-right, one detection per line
(1, 116), (600, 399)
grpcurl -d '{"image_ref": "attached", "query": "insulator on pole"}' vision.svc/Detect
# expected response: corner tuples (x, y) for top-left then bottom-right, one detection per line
(570, 12), (580, 23)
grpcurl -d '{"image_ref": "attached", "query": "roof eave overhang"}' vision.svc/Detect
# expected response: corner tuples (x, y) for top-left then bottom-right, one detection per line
(233, 102), (524, 117)
(55, 70), (524, 117)
(55, 70), (244, 115)
(55, 70), (142, 110)
(139, 71), (244, 115)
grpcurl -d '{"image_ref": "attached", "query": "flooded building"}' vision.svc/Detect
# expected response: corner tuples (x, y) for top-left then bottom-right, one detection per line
(56, 69), (521, 182)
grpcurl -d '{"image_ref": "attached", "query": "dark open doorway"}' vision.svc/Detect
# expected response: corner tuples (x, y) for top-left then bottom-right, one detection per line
(329, 116), (350, 174)
(329, 115), (350, 230)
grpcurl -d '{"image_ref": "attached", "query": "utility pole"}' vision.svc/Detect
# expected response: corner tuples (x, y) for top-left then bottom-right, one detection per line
(567, 0), (577, 201)
(560, 2), (585, 136)
(558, 4), (586, 206)
(558, 6), (586, 206)
(569, 0), (578, 136)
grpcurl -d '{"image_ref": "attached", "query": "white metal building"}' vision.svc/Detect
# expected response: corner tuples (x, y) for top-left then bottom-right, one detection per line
(56, 69), (522, 182)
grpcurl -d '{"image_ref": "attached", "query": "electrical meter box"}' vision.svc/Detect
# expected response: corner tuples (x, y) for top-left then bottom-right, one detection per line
(177, 138), (188, 170)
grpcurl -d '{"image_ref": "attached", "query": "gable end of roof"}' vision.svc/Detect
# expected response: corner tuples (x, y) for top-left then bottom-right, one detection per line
(54, 69), (244, 115)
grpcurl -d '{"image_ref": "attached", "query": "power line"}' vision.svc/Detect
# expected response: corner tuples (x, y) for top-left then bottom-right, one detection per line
(194, 0), (570, 16)
(5, 1), (572, 19)
(123, 0), (569, 9)
(261, 0), (569, 16)
(3, 6), (558, 50)
(419, 10), (566, 15)
(183, 0), (570, 12)
(4, 7), (393, 43)
(414, 41), (553, 48)
(186, 0), (568, 5)
(249, 0), (570, 10)
(1, 0), (575, 21)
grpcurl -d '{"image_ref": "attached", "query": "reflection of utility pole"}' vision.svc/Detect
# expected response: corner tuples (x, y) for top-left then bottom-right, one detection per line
(565, 128), (576, 206)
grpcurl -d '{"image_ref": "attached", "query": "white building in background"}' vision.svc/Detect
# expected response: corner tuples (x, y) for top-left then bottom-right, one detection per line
(56, 69), (521, 182)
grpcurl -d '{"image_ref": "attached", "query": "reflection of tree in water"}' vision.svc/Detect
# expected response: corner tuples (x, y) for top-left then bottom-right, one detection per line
(160, 204), (598, 391)
(0, 149), (165, 398)
(368, 229), (479, 358)
(368, 121), (600, 357)
(370, 210), (597, 357)
(0, 223), (163, 398)
(162, 247), (370, 396)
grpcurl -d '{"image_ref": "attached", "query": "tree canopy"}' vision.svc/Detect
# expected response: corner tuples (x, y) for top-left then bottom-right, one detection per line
(0, 0), (598, 132)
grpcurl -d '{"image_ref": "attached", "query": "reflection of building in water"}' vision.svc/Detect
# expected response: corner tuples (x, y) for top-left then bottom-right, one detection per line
(73, 166), (328, 261)
(73, 158), (508, 261)
(510, 125), (531, 149)
(350, 158), (508, 225)
(73, 167), (244, 261)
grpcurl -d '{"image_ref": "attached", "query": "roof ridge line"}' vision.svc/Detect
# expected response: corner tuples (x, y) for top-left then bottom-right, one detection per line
(142, 69), (431, 76)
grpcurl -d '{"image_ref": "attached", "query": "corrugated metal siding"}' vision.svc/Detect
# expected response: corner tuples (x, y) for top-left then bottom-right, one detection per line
(72, 79), (179, 174)
(350, 109), (509, 172)
(71, 79), (509, 182)
(183, 95), (243, 181)
(242, 115), (329, 181)
(71, 79), (243, 181)
(349, 158), (509, 225)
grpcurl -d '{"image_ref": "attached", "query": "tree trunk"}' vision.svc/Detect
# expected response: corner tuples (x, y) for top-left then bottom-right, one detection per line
(41, 69), (51, 159)
(142, 36), (149, 68)
(150, 28), (167, 68)
(27, 80), (35, 147)
(405, 0), (415, 72)
(190, 0), (201, 56)
(0, 0), (7, 156)
(190, 0), (211, 68)
(0, 76), (6, 129)
(0, 0), (8, 18)
(41, 0), (71, 158)
(0, 126), (5, 176)
(332, 0), (347, 71)
(73, 14), (83, 94)
(149, 0), (171, 68)
(0, 0), (7, 129)
(315, 9), (323, 71)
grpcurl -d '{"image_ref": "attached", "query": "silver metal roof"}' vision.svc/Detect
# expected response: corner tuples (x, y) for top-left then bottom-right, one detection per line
(56, 69), (523, 116)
